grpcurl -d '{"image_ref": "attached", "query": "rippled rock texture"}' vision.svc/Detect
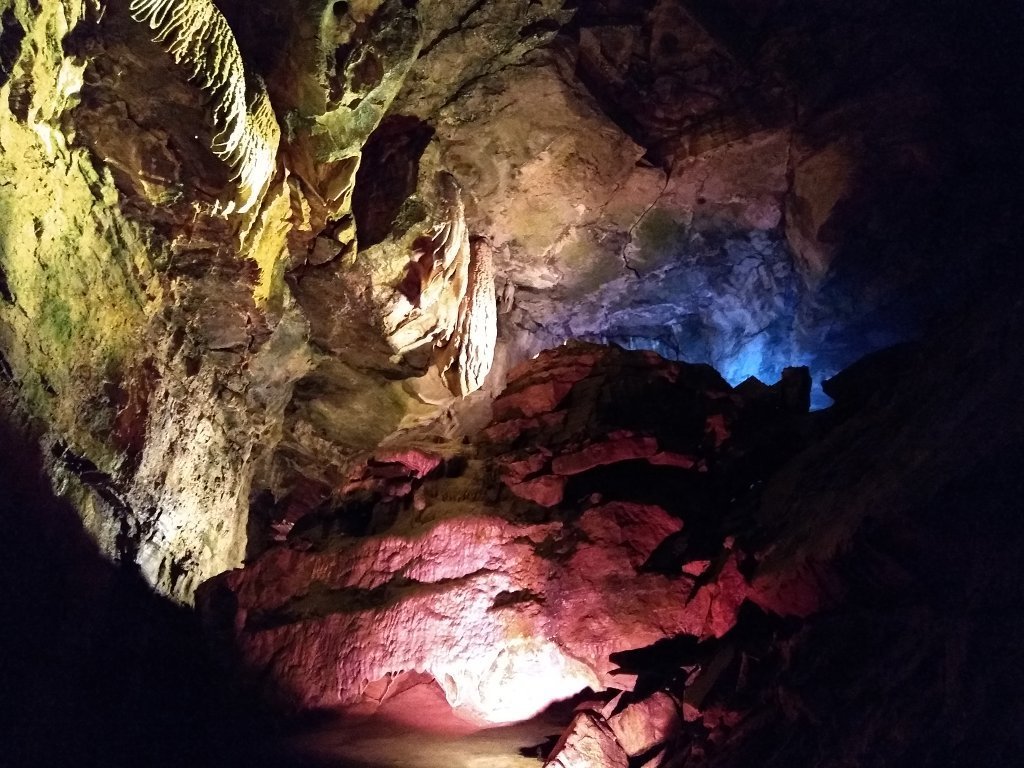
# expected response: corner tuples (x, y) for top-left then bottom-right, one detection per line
(200, 343), (823, 724)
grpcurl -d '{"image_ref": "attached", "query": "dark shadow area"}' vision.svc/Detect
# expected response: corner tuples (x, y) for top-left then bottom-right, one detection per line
(0, 395), (290, 768)
(353, 115), (435, 248)
(0, 262), (12, 303)
(0, 7), (25, 90)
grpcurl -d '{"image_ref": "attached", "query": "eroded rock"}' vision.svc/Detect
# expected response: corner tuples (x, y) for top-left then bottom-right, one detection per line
(200, 343), (824, 721)
(607, 691), (681, 758)
(544, 711), (628, 768)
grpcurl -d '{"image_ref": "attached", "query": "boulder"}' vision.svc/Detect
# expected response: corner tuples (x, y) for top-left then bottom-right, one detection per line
(544, 711), (629, 768)
(200, 343), (824, 724)
(607, 691), (682, 757)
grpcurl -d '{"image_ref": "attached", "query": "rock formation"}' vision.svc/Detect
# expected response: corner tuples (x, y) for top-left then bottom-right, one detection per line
(0, 0), (1022, 766)
(199, 344), (823, 724)
(129, 0), (281, 214)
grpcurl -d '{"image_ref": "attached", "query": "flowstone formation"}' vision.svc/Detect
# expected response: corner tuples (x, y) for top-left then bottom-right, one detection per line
(200, 343), (823, 725)
(128, 0), (281, 214)
(0, 0), (512, 602)
(386, 172), (498, 397)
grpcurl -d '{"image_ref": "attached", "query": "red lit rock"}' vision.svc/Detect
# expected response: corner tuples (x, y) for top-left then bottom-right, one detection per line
(371, 448), (442, 478)
(703, 555), (750, 637)
(551, 436), (660, 476)
(204, 480), (757, 721)
(748, 560), (832, 618)
(493, 379), (577, 421)
(682, 559), (711, 577)
(498, 451), (551, 482)
(704, 413), (730, 447)
(507, 474), (566, 507)
(577, 503), (683, 570)
(201, 343), (824, 727)
(648, 452), (700, 470)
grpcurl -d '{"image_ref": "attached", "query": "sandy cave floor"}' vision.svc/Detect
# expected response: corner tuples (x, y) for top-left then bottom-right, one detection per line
(277, 680), (580, 768)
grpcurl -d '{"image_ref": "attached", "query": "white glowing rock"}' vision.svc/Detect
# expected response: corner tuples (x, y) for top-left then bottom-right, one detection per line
(435, 636), (600, 724)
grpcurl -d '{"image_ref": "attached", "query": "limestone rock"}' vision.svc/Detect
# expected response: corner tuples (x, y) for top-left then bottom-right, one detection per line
(544, 711), (629, 768)
(200, 343), (824, 721)
(784, 142), (855, 282)
(607, 691), (682, 757)
(437, 236), (498, 396)
(386, 174), (499, 397)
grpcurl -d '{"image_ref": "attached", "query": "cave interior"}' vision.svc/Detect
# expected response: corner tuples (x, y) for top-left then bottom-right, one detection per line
(1, 0), (1023, 766)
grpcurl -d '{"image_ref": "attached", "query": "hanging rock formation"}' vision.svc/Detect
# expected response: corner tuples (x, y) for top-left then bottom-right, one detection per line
(438, 235), (498, 396)
(387, 173), (498, 397)
(128, 0), (282, 214)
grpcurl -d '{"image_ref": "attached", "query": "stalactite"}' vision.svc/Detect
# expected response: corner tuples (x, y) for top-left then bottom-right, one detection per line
(388, 173), (470, 358)
(129, 0), (281, 213)
(437, 236), (497, 396)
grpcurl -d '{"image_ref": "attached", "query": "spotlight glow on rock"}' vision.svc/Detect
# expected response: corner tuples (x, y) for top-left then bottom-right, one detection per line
(435, 637), (600, 725)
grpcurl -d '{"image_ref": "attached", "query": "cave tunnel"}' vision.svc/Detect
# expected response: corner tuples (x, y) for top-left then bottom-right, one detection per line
(1, 0), (1023, 766)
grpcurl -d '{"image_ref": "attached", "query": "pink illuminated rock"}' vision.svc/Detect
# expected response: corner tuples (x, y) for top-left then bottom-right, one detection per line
(608, 692), (681, 757)
(211, 512), (601, 724)
(498, 451), (551, 482)
(748, 560), (832, 618)
(703, 555), (750, 637)
(506, 474), (566, 507)
(551, 436), (659, 476)
(577, 503), (683, 570)
(682, 559), (711, 577)
(202, 488), (752, 724)
(493, 379), (577, 421)
(648, 452), (700, 470)
(202, 344), (826, 730)
(544, 711), (628, 768)
(371, 448), (442, 478)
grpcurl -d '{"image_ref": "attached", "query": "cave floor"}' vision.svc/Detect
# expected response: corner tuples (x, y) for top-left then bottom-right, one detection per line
(279, 681), (572, 768)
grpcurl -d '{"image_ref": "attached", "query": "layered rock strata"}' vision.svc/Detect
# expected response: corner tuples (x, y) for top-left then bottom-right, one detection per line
(200, 343), (824, 724)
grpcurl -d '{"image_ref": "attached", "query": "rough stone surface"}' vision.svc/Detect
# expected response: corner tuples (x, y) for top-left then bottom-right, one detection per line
(200, 343), (824, 723)
(2, 3), (1024, 766)
(544, 711), (629, 768)
(607, 691), (681, 757)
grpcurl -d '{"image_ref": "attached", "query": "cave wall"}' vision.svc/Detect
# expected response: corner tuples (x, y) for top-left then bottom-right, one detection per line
(364, 0), (1021, 407)
(0, 0), (576, 601)
(0, 0), (1022, 765)
(0, 0), (313, 602)
(0, 0), (1021, 724)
